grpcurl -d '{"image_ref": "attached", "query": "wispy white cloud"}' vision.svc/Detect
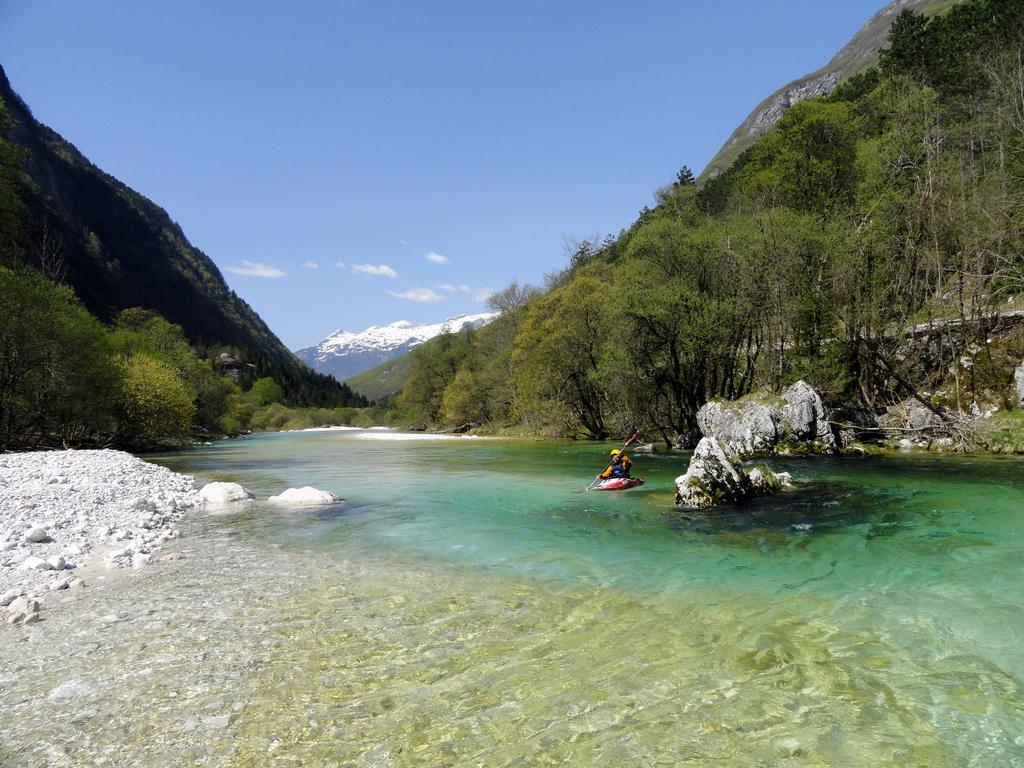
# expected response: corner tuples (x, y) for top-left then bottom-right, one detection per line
(458, 284), (495, 302)
(303, 261), (319, 270)
(388, 287), (445, 303)
(225, 260), (286, 278)
(424, 251), (449, 265)
(399, 239), (409, 246)
(438, 283), (456, 292)
(334, 261), (347, 269)
(352, 263), (398, 279)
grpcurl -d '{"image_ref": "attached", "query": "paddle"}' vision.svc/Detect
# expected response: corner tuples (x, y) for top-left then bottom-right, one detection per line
(585, 428), (642, 491)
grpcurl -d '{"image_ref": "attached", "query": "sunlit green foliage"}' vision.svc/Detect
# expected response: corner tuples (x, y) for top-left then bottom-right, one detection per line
(116, 352), (196, 449)
(247, 377), (285, 407)
(0, 267), (117, 447)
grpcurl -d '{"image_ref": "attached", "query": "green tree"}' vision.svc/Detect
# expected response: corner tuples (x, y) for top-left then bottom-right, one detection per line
(247, 376), (284, 406)
(737, 100), (862, 213)
(513, 267), (615, 438)
(116, 353), (196, 448)
(0, 267), (117, 448)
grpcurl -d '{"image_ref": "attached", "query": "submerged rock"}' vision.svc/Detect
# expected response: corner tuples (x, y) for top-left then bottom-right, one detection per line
(267, 487), (341, 506)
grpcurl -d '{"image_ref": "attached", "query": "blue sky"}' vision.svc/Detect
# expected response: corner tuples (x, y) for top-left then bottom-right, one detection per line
(2, 1), (888, 349)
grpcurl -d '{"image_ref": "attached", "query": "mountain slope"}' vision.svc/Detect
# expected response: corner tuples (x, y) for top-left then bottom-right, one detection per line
(700, 0), (962, 179)
(343, 352), (419, 402)
(0, 64), (361, 406)
(297, 313), (496, 382)
(0, 65), (285, 354)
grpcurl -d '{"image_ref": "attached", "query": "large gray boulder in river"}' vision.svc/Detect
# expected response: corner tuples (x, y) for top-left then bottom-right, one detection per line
(674, 438), (792, 509)
(696, 380), (836, 458)
(675, 438), (752, 508)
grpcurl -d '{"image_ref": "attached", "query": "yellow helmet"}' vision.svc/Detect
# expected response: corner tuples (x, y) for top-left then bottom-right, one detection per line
(610, 449), (621, 456)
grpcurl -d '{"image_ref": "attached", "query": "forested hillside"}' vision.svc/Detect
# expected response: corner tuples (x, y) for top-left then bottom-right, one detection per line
(394, 0), (1024, 445)
(0, 68), (368, 450)
(0, 64), (361, 410)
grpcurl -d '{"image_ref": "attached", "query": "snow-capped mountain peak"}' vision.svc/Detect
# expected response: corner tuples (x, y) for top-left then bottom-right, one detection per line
(295, 313), (496, 381)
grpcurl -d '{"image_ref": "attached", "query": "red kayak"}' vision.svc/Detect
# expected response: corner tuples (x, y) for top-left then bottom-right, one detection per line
(594, 477), (645, 491)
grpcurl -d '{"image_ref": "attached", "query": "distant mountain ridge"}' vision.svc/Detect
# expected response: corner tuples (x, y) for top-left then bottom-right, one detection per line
(297, 313), (496, 382)
(700, 0), (963, 179)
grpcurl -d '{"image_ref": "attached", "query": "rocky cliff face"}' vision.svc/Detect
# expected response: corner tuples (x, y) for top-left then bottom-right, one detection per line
(701, 0), (962, 179)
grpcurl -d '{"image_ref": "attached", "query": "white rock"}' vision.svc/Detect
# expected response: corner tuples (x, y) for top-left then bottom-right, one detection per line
(267, 486), (341, 506)
(21, 556), (54, 571)
(46, 555), (66, 571)
(49, 578), (71, 591)
(23, 527), (50, 543)
(8, 595), (39, 616)
(0, 540), (16, 552)
(198, 482), (255, 505)
(131, 553), (152, 568)
(0, 588), (23, 606)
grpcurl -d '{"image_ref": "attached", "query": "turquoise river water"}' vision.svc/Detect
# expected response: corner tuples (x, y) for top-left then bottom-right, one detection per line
(3, 428), (1024, 766)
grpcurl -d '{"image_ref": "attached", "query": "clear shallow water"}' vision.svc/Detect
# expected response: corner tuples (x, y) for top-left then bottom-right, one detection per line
(3, 430), (1024, 766)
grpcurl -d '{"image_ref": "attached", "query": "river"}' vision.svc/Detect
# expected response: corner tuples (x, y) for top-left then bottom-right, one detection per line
(3, 428), (1024, 766)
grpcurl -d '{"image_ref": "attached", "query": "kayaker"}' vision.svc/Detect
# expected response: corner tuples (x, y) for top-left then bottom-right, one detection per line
(601, 449), (633, 480)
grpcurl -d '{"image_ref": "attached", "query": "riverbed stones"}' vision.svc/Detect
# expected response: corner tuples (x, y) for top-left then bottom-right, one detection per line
(267, 486), (341, 506)
(198, 482), (255, 505)
(24, 527), (51, 543)
(7, 595), (40, 625)
(0, 449), (213, 616)
(21, 555), (54, 571)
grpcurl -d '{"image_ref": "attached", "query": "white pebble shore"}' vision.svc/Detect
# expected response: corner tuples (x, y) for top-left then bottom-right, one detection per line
(0, 449), (201, 626)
